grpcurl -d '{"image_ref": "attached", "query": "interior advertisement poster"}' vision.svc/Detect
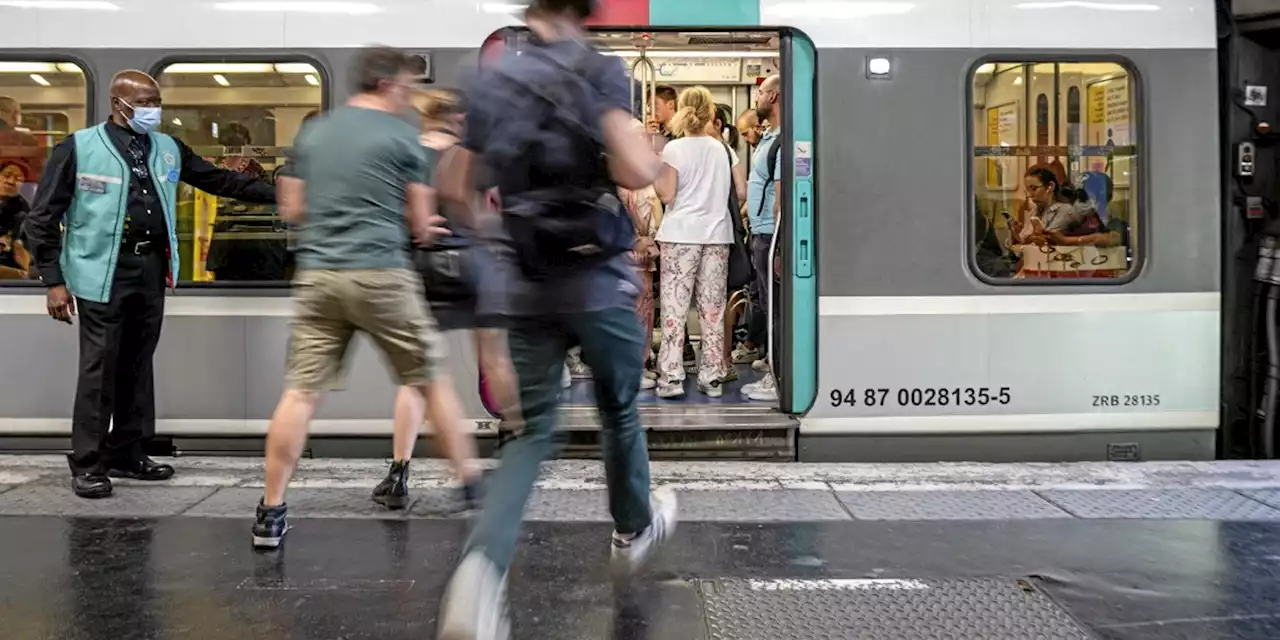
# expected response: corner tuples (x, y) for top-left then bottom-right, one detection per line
(985, 103), (1019, 189)
(1086, 75), (1130, 182)
(191, 190), (217, 282)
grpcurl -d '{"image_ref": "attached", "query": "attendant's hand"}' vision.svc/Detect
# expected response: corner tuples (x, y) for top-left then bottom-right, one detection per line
(47, 285), (75, 324)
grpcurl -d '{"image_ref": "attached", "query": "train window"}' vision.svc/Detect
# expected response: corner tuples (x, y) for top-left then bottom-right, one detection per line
(155, 61), (324, 284)
(0, 61), (87, 283)
(971, 61), (1138, 282)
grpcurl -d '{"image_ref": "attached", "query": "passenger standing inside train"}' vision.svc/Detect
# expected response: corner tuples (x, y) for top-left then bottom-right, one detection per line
(742, 74), (783, 403)
(619, 119), (662, 392)
(435, 1), (675, 635)
(0, 96), (42, 184)
(732, 108), (766, 366)
(25, 70), (276, 499)
(250, 47), (462, 548)
(646, 85), (678, 143)
(651, 87), (744, 399)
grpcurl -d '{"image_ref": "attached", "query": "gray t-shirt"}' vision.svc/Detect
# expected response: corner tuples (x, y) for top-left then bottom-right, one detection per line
(291, 106), (426, 270)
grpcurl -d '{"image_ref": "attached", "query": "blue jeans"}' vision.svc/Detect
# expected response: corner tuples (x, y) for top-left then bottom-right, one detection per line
(748, 234), (774, 358)
(463, 307), (653, 574)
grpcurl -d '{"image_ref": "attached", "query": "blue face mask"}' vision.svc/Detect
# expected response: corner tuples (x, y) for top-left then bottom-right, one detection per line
(120, 99), (161, 134)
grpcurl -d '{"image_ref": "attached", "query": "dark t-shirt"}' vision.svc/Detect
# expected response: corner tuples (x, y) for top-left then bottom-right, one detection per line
(291, 106), (426, 270)
(463, 38), (639, 317)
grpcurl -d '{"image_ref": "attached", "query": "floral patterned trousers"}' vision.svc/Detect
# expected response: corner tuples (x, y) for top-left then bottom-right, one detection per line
(657, 242), (730, 387)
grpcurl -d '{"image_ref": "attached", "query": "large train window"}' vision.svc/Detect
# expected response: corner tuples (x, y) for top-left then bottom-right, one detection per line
(971, 61), (1138, 282)
(0, 61), (87, 283)
(155, 60), (324, 284)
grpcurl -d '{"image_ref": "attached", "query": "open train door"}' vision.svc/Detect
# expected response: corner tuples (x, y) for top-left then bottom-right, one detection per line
(775, 29), (819, 416)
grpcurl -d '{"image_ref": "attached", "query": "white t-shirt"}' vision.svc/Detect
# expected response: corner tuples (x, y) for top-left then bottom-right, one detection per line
(656, 136), (738, 245)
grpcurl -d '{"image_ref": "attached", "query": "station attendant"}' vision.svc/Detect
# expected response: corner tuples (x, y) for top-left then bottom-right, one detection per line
(25, 70), (276, 500)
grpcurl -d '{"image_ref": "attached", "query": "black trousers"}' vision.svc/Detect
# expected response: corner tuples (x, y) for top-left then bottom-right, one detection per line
(68, 249), (166, 475)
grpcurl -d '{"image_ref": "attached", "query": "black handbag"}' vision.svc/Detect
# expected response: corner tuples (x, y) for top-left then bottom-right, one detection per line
(722, 143), (754, 291)
(414, 245), (476, 304)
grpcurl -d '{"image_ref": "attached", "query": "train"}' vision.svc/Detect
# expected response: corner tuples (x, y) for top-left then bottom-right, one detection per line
(0, 0), (1224, 462)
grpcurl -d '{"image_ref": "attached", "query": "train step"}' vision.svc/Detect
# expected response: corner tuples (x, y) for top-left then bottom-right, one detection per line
(496, 406), (798, 461)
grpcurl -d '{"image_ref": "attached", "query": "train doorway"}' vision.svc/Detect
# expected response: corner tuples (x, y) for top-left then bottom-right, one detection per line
(478, 28), (816, 457)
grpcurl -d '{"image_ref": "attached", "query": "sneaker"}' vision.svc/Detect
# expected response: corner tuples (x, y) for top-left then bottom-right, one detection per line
(643, 369), (658, 380)
(698, 380), (723, 398)
(252, 501), (290, 550)
(437, 551), (511, 640)
(744, 373), (778, 402)
(610, 487), (678, 581)
(372, 460), (411, 510)
(561, 366), (572, 389)
(656, 383), (685, 399)
(640, 376), (656, 391)
(731, 344), (759, 364)
(752, 359), (770, 373)
(722, 367), (739, 383)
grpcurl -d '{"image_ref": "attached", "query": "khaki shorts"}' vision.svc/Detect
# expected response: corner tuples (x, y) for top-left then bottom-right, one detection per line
(285, 268), (446, 391)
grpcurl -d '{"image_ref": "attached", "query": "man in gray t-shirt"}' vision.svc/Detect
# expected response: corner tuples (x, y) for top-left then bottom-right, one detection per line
(251, 47), (479, 551)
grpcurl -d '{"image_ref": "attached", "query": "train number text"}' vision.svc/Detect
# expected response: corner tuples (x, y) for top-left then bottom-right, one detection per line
(1093, 394), (1161, 407)
(829, 387), (1012, 408)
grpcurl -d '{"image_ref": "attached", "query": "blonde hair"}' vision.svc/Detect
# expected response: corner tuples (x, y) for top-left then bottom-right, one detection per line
(668, 86), (715, 138)
(412, 88), (463, 131)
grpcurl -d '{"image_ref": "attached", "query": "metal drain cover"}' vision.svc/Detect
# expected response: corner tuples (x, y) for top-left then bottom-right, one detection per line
(698, 577), (1094, 640)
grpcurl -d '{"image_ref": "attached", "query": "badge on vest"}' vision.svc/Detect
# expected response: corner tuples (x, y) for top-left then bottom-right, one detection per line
(77, 176), (108, 194)
(166, 170), (179, 183)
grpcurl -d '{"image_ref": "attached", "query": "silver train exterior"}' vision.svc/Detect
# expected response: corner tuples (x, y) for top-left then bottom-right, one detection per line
(0, 0), (1220, 461)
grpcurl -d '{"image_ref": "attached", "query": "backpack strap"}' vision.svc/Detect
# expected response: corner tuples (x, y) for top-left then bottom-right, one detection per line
(755, 135), (783, 220)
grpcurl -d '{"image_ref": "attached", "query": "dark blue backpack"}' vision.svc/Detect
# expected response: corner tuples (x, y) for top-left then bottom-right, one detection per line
(483, 40), (634, 281)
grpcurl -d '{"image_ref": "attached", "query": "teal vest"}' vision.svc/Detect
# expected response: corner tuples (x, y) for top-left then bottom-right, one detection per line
(61, 124), (181, 303)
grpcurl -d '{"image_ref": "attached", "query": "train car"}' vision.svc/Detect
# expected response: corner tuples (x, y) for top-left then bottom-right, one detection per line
(0, 0), (1220, 462)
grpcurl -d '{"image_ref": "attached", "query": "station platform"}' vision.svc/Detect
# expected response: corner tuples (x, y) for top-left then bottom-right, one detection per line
(4, 457), (1280, 639)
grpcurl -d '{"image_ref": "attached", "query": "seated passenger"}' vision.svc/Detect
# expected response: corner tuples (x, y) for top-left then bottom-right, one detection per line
(0, 160), (30, 278)
(1046, 171), (1126, 249)
(1009, 164), (1085, 246)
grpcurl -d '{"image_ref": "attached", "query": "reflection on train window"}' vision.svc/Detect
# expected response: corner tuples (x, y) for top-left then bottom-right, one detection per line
(971, 62), (1137, 282)
(156, 61), (323, 284)
(0, 62), (87, 282)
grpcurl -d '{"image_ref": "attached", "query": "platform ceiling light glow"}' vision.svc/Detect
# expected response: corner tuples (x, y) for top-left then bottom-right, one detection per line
(867, 57), (892, 76)
(1014, 1), (1158, 10)
(213, 1), (380, 14)
(0, 0), (120, 10)
(764, 1), (914, 19)
(28, 74), (49, 86)
(163, 63), (318, 74)
(213, 74), (231, 87)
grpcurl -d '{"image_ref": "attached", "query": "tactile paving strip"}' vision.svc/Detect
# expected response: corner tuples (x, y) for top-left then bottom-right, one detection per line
(185, 487), (410, 519)
(524, 489), (610, 522)
(837, 490), (1072, 521)
(0, 485), (217, 517)
(678, 489), (850, 521)
(698, 577), (1095, 640)
(1237, 489), (1280, 511)
(1037, 489), (1280, 520)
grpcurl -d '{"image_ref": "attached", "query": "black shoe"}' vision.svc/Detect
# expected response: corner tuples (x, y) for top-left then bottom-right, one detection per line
(71, 473), (112, 499)
(252, 501), (290, 550)
(372, 460), (411, 510)
(459, 477), (483, 512)
(107, 457), (175, 482)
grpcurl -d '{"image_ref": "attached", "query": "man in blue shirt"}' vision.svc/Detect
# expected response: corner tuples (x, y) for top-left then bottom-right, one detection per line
(435, 2), (677, 637)
(743, 74), (782, 403)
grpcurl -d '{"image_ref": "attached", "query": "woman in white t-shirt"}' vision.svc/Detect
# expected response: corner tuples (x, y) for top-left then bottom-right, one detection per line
(652, 86), (746, 399)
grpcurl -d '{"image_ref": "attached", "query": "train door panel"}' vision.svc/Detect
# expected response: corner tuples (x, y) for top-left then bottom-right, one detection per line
(778, 30), (818, 415)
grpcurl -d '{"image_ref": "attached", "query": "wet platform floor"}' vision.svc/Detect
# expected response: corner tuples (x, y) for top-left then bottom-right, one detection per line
(3, 516), (1280, 640)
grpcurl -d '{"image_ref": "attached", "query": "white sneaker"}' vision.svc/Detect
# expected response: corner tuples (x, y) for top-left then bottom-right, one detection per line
(656, 383), (685, 399)
(437, 551), (511, 640)
(698, 380), (723, 398)
(610, 487), (678, 581)
(640, 376), (656, 391)
(561, 366), (572, 390)
(731, 345), (759, 364)
(744, 373), (778, 402)
(752, 359), (770, 373)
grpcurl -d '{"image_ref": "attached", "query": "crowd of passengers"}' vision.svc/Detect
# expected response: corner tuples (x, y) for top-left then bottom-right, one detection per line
(0, 82), (783, 402)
